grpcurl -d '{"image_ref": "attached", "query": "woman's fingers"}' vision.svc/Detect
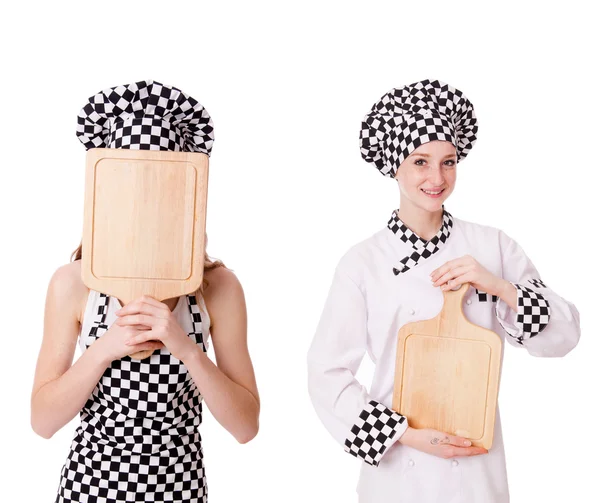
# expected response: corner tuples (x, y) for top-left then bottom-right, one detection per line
(129, 324), (152, 331)
(447, 445), (489, 457)
(437, 434), (472, 447)
(130, 340), (164, 352)
(134, 295), (167, 309)
(434, 266), (471, 288)
(438, 436), (488, 458)
(116, 314), (158, 327)
(116, 305), (162, 318)
(402, 428), (488, 459)
(437, 442), (488, 458)
(125, 330), (162, 346)
(430, 257), (469, 281)
(115, 296), (168, 317)
(429, 432), (472, 448)
(429, 431), (488, 457)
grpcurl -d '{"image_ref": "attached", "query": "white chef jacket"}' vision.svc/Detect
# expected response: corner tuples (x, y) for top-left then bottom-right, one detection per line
(307, 211), (581, 503)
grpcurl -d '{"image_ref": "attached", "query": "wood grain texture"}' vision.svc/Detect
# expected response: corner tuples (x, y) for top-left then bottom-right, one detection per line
(81, 148), (209, 359)
(392, 283), (502, 449)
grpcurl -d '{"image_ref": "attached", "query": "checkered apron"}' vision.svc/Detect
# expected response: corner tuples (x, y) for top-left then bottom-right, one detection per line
(55, 292), (208, 503)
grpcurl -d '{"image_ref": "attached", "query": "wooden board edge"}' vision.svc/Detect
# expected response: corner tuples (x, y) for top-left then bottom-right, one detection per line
(392, 323), (419, 414)
(80, 149), (210, 302)
(392, 322), (503, 448)
(190, 154), (209, 295)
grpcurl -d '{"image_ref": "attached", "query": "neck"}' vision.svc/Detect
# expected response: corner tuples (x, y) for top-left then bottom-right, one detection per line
(396, 199), (444, 241)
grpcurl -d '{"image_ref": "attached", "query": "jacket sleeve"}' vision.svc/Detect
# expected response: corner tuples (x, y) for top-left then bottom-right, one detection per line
(494, 230), (581, 357)
(307, 261), (408, 467)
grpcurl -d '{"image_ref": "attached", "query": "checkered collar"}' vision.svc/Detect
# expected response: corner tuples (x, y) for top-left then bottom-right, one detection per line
(387, 207), (453, 275)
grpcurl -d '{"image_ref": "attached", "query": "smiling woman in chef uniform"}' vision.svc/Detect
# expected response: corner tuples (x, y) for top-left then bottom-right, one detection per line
(306, 79), (581, 503)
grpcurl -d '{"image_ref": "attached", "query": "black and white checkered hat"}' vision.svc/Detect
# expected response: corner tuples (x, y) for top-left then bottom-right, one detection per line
(360, 79), (478, 178)
(76, 79), (214, 154)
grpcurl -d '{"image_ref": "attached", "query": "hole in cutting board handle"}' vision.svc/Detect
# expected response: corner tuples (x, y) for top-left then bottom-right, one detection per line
(441, 283), (471, 309)
(447, 282), (470, 293)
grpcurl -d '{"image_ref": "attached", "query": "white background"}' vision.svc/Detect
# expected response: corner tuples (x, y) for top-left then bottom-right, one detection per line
(1, 1), (597, 501)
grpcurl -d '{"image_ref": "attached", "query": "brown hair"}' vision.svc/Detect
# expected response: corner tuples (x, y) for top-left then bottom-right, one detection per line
(70, 237), (225, 293)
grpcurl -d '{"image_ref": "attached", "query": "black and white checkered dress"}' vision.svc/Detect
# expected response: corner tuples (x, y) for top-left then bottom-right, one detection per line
(55, 290), (210, 503)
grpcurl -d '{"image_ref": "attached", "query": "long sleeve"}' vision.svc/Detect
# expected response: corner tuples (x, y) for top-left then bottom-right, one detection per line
(307, 261), (408, 467)
(495, 230), (581, 357)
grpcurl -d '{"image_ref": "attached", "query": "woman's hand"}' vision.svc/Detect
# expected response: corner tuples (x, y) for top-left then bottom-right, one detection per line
(114, 295), (198, 363)
(399, 426), (488, 458)
(430, 254), (505, 296)
(93, 322), (164, 364)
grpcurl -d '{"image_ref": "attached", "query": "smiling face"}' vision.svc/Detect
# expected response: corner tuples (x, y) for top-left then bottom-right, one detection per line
(394, 140), (457, 214)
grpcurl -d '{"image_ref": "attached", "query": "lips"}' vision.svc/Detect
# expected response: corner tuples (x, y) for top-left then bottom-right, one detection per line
(421, 188), (445, 198)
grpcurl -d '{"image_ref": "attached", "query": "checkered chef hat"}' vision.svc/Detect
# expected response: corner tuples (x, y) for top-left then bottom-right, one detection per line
(76, 79), (214, 154)
(359, 79), (478, 178)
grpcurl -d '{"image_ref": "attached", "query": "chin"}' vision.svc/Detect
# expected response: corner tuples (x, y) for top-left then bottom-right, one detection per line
(422, 190), (452, 209)
(419, 197), (446, 211)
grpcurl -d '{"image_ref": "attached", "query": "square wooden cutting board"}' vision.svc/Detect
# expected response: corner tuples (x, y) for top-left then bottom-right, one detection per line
(392, 283), (502, 449)
(81, 148), (209, 304)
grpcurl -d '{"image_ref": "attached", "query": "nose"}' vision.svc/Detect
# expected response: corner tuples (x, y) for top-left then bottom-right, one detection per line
(428, 166), (445, 186)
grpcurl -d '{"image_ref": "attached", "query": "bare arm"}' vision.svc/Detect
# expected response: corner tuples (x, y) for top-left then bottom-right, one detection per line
(30, 262), (163, 439)
(182, 267), (260, 443)
(496, 279), (517, 311)
(30, 263), (110, 439)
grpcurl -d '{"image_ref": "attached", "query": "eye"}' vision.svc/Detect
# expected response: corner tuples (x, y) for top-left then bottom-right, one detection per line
(443, 159), (456, 167)
(414, 159), (426, 166)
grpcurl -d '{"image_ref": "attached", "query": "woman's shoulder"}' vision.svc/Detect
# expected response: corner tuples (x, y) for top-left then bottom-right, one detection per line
(201, 265), (241, 291)
(198, 266), (244, 314)
(48, 260), (90, 324)
(452, 217), (527, 263)
(452, 215), (507, 243)
(335, 228), (390, 278)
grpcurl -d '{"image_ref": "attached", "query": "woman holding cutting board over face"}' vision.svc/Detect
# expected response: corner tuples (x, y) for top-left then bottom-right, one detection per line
(30, 80), (260, 503)
(307, 79), (581, 502)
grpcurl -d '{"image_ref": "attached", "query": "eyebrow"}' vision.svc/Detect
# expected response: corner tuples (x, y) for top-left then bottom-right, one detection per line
(408, 152), (456, 158)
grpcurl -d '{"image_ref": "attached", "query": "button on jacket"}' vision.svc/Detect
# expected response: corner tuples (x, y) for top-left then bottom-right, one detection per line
(307, 212), (581, 503)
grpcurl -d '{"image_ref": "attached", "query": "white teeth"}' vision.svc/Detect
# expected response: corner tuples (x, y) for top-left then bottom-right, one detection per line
(422, 189), (443, 195)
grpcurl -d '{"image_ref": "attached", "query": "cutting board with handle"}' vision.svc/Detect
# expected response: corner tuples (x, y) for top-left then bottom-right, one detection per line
(392, 282), (502, 449)
(81, 148), (209, 359)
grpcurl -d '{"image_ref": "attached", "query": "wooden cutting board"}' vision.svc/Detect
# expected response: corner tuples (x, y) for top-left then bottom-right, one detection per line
(392, 283), (502, 449)
(81, 148), (209, 359)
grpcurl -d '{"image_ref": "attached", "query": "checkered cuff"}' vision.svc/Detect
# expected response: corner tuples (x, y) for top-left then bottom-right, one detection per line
(496, 283), (551, 345)
(344, 400), (407, 466)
